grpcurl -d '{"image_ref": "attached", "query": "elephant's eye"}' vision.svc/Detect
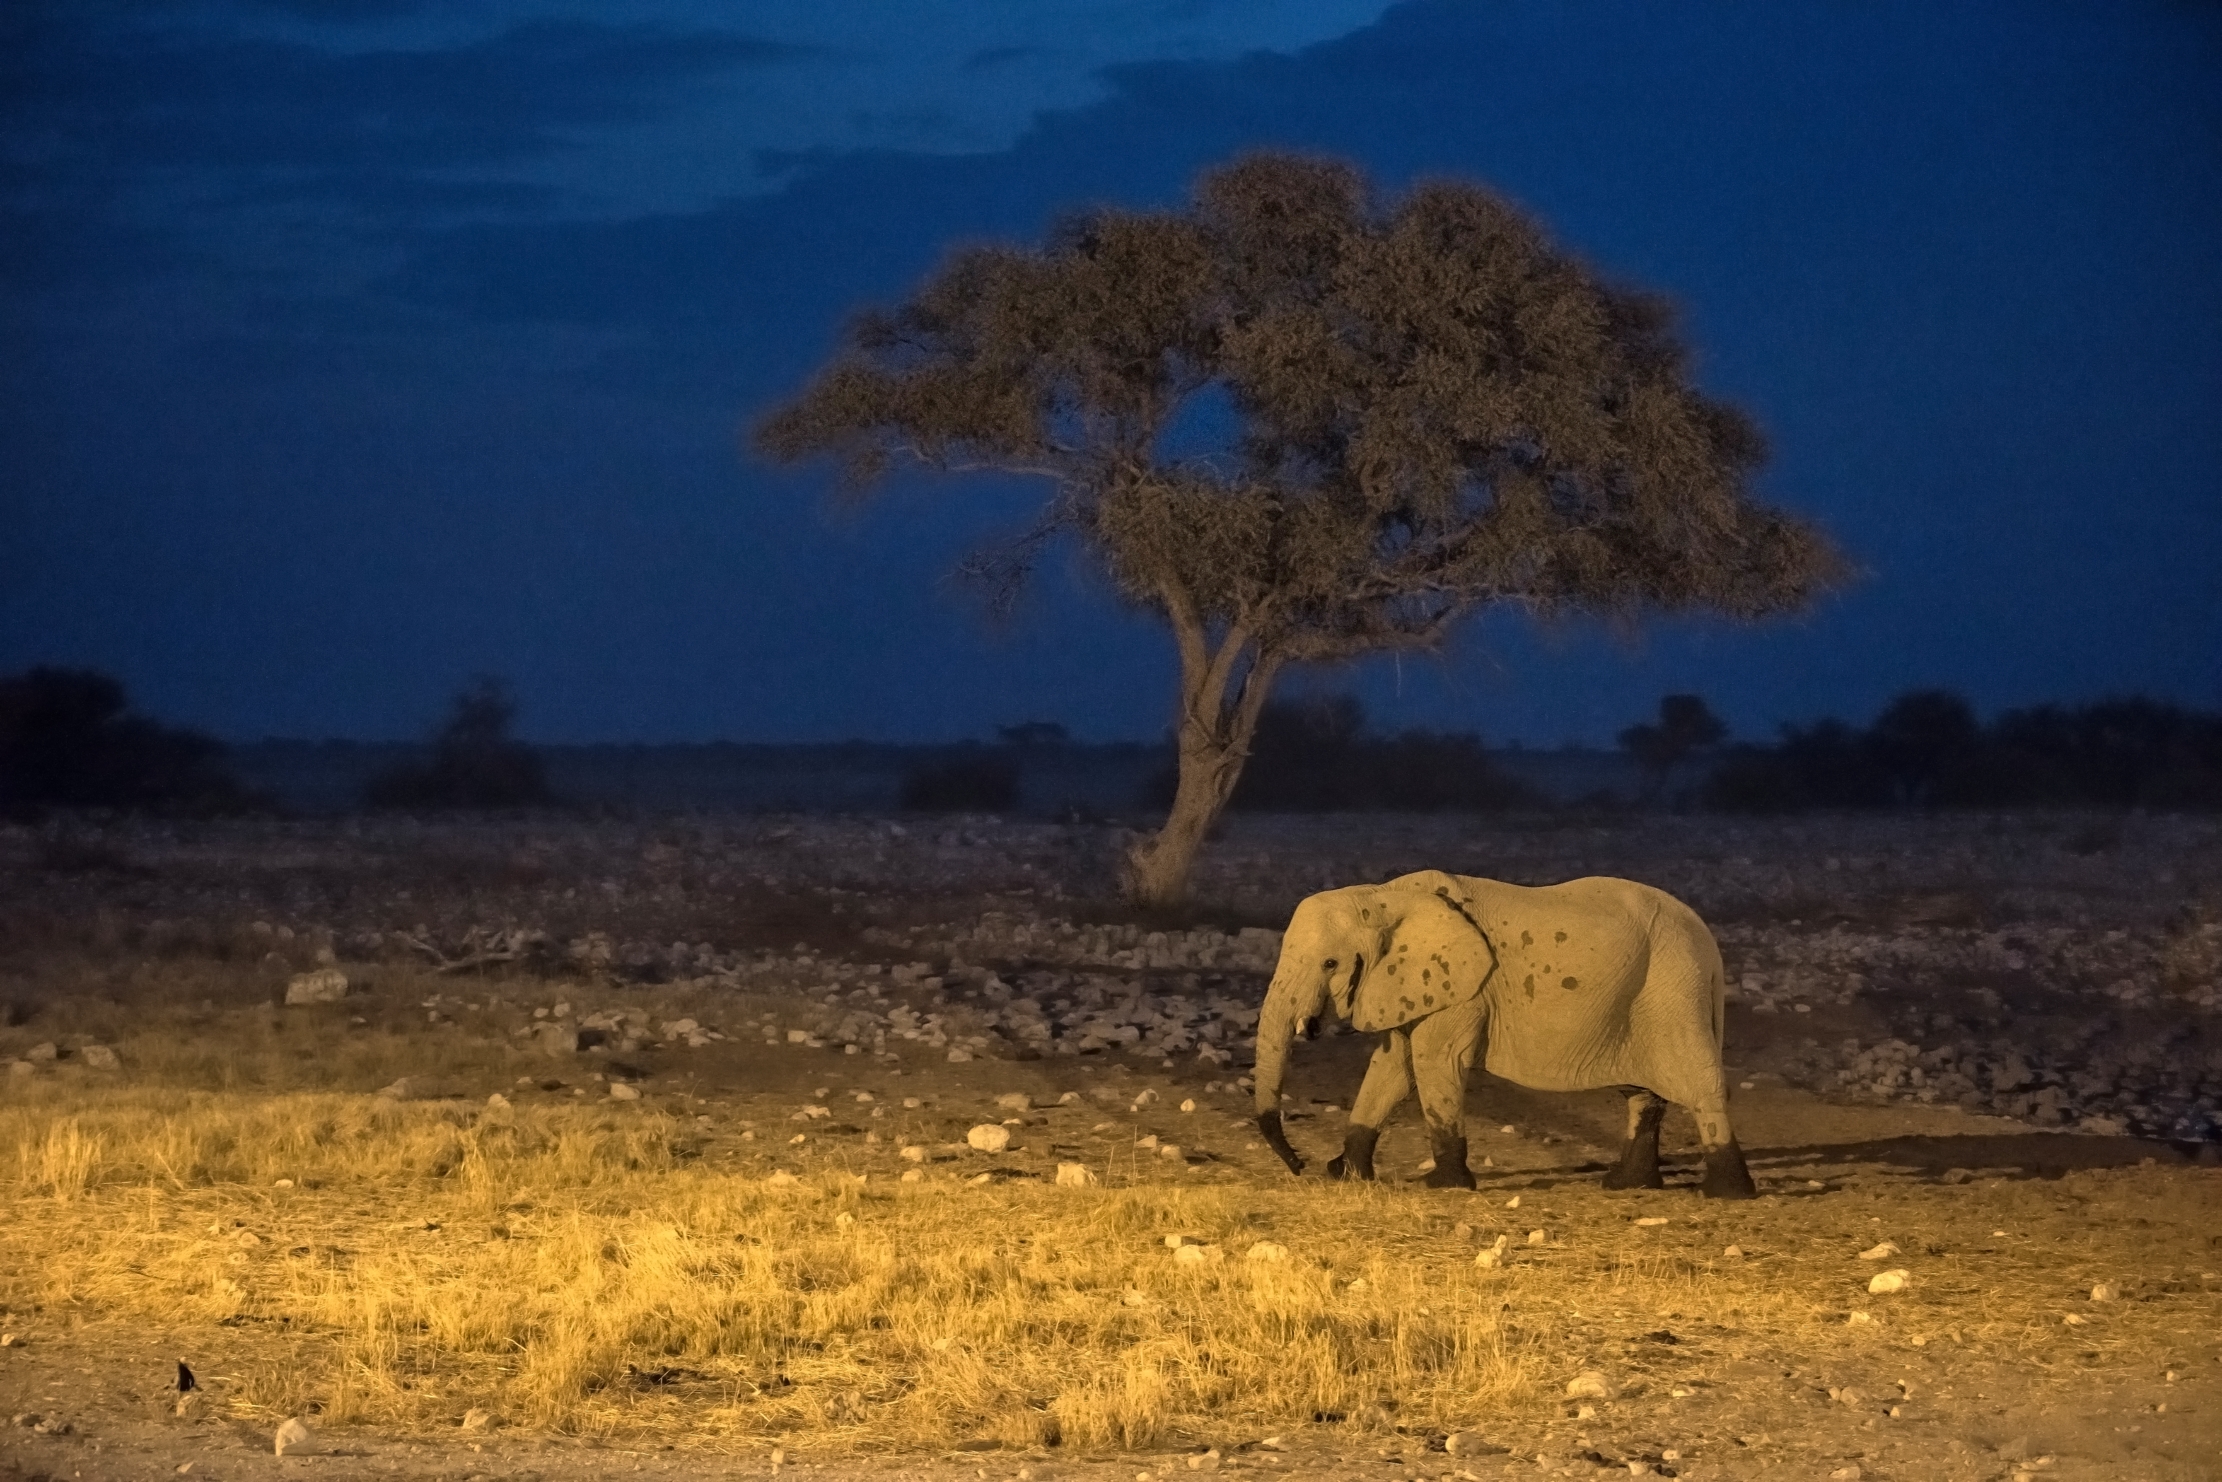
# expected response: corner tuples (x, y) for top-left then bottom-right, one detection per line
(1322, 958), (1338, 970)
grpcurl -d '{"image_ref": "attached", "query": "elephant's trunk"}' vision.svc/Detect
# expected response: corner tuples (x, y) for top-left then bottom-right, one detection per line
(1251, 953), (1313, 1176)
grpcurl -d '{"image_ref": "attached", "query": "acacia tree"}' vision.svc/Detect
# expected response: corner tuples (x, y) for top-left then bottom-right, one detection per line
(756, 154), (1845, 903)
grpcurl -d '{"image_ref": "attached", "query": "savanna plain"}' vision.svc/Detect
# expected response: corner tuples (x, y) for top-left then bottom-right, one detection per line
(2, 808), (2218, 1482)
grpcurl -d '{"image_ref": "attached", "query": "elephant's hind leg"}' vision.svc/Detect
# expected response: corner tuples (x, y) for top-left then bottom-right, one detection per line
(1691, 1099), (1757, 1199)
(1601, 1089), (1667, 1191)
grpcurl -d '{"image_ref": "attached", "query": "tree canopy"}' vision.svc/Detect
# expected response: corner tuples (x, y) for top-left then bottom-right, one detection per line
(757, 153), (1847, 899)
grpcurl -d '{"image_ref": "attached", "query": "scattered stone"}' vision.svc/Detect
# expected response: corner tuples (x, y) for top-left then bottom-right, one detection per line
(79, 1044), (119, 1070)
(1180, 1098), (1196, 1113)
(947, 1048), (972, 1063)
(460, 1407), (492, 1431)
(900, 1145), (927, 1162)
(25, 1042), (57, 1063)
(1187, 1448), (1221, 1471)
(1565, 1370), (1616, 1400)
(1634, 1216), (1668, 1227)
(764, 1171), (800, 1187)
(1868, 1268), (1911, 1294)
(608, 1082), (641, 1101)
(900, 1169), (923, 1183)
(966, 1124), (1012, 1153)
(993, 1092), (1031, 1111)
(2090, 1281), (2120, 1302)
(273, 1416), (318, 1456)
(1723, 1245), (1745, 1259)
(1475, 1235), (1510, 1269)
(1055, 1163), (1098, 1187)
(1158, 1143), (1182, 1159)
(1245, 1241), (1289, 1263)
(1505, 1195), (1521, 1208)
(1859, 1241), (1900, 1260)
(534, 1023), (582, 1055)
(1526, 1229), (1547, 1246)
(1848, 1311), (1874, 1325)
(284, 968), (350, 1005)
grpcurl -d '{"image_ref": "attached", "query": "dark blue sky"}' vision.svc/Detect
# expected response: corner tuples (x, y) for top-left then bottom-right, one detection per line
(5, 0), (2218, 746)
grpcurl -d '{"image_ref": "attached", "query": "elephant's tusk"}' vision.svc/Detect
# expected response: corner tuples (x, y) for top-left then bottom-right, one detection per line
(1257, 1110), (1305, 1176)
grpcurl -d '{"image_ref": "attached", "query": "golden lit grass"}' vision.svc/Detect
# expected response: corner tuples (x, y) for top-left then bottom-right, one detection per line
(7, 1085), (2214, 1457)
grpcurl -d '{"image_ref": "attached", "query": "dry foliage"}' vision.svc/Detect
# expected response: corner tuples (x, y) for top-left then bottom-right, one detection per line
(5, 1072), (2208, 1456)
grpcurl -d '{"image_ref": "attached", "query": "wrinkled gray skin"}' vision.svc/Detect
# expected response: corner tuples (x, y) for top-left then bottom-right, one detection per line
(1253, 869), (1756, 1198)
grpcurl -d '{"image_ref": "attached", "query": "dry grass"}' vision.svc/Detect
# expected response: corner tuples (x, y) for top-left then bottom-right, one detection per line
(6, 1078), (2212, 1458)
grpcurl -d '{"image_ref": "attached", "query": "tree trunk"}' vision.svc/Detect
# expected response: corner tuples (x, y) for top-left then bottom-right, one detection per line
(1122, 604), (1279, 907)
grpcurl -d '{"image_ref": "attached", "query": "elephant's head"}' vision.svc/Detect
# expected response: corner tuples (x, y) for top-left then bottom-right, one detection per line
(1251, 871), (1498, 1174)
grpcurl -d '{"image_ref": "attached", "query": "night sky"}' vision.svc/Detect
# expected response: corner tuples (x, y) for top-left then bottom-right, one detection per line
(5, 1), (2218, 748)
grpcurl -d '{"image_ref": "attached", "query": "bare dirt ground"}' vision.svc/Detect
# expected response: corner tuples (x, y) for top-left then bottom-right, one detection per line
(2, 809), (2219, 1481)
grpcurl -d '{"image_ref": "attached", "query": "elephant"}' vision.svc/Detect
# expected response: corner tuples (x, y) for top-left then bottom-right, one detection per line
(1251, 869), (1756, 1199)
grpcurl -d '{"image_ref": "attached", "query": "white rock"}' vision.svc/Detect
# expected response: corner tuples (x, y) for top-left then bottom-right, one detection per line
(1859, 1241), (1900, 1260)
(1868, 1268), (1911, 1294)
(1724, 1244), (1745, 1259)
(1245, 1241), (1289, 1262)
(2090, 1281), (2120, 1302)
(1526, 1229), (1547, 1246)
(1848, 1311), (1874, 1324)
(79, 1044), (119, 1070)
(1173, 1243), (1222, 1265)
(1474, 1236), (1510, 1269)
(1633, 1216), (1668, 1227)
(764, 1170), (800, 1187)
(460, 1407), (492, 1431)
(608, 1082), (641, 1101)
(1505, 1195), (1521, 1208)
(1158, 1143), (1182, 1159)
(1055, 1163), (1097, 1187)
(900, 1169), (924, 1183)
(947, 1049), (973, 1063)
(1132, 1089), (1158, 1108)
(900, 1145), (927, 1162)
(994, 1092), (1032, 1111)
(966, 1124), (1012, 1152)
(284, 968), (350, 1005)
(1180, 1099), (1196, 1113)
(1564, 1370), (1616, 1400)
(273, 1416), (318, 1455)
(1187, 1448), (1221, 1471)
(1136, 1134), (1160, 1149)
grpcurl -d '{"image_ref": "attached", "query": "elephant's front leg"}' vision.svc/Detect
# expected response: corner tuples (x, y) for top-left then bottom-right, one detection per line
(1329, 1030), (1410, 1180)
(1411, 998), (1486, 1189)
(1601, 1089), (1667, 1191)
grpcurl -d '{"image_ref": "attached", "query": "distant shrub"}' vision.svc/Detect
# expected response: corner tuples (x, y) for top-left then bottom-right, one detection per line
(1706, 691), (2222, 812)
(1142, 695), (1533, 812)
(1616, 694), (1727, 806)
(365, 677), (556, 810)
(0, 666), (255, 815)
(899, 749), (1018, 812)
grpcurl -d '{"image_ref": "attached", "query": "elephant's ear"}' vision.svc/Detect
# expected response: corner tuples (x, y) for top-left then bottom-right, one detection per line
(1350, 886), (1498, 1033)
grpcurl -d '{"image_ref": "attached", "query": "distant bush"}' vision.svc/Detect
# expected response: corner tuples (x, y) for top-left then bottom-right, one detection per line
(1142, 695), (1533, 813)
(899, 748), (1019, 812)
(1707, 691), (2222, 812)
(1617, 694), (1727, 805)
(0, 666), (255, 815)
(364, 677), (556, 810)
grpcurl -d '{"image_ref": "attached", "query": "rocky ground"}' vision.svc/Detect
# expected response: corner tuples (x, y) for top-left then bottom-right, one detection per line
(2, 807), (2220, 1480)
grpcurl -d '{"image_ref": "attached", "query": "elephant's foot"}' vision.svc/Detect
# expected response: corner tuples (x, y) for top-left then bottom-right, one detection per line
(1324, 1124), (1380, 1181)
(1422, 1133), (1475, 1189)
(1600, 1136), (1665, 1191)
(1700, 1139), (1758, 1200)
(1601, 1094), (1666, 1191)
